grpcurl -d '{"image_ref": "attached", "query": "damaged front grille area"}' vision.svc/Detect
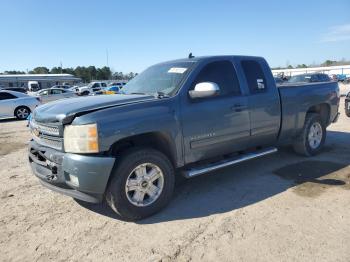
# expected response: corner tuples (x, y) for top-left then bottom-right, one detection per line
(30, 119), (63, 150)
(29, 148), (59, 182)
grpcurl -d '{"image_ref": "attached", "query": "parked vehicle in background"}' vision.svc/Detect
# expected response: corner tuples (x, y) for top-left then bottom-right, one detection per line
(0, 90), (40, 120)
(288, 73), (331, 83)
(274, 77), (283, 84)
(1, 87), (27, 93)
(28, 55), (340, 220)
(108, 82), (127, 88)
(94, 86), (121, 95)
(75, 82), (107, 96)
(34, 88), (77, 103)
(28, 81), (40, 92)
(345, 92), (350, 117)
(336, 74), (347, 82)
(330, 74), (338, 81)
(50, 85), (71, 90)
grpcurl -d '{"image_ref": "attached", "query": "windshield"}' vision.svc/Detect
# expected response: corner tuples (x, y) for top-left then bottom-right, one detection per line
(122, 62), (194, 96)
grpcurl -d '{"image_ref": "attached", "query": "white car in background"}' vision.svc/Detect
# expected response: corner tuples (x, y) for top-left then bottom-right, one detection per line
(34, 88), (78, 103)
(75, 82), (107, 95)
(0, 91), (40, 120)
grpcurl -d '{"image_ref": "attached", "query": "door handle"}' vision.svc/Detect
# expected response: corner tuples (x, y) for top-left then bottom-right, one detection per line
(231, 104), (247, 112)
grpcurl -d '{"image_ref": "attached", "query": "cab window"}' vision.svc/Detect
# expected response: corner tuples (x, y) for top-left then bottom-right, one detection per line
(39, 90), (49, 95)
(0, 92), (17, 100)
(241, 60), (267, 94)
(52, 89), (63, 94)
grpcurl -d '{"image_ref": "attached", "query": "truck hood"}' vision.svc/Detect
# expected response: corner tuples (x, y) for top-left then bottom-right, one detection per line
(33, 94), (155, 123)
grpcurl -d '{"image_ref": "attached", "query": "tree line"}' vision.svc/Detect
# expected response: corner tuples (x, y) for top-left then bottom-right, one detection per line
(272, 59), (350, 70)
(1, 66), (137, 82)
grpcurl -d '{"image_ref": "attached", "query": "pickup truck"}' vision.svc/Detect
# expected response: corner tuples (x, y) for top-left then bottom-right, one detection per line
(75, 81), (107, 95)
(28, 55), (340, 220)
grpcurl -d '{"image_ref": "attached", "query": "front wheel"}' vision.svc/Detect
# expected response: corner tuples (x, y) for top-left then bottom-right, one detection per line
(105, 148), (175, 221)
(293, 113), (326, 156)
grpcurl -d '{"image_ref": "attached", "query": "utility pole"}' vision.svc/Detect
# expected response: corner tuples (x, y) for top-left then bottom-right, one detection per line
(106, 49), (109, 67)
(60, 61), (63, 74)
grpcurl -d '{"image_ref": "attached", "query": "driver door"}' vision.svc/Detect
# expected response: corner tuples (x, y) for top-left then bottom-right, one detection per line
(180, 60), (251, 164)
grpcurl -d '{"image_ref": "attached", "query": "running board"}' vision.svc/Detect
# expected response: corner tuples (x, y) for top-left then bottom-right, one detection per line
(182, 147), (278, 178)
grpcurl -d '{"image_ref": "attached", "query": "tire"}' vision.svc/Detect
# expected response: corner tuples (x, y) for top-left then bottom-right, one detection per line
(81, 91), (89, 96)
(293, 113), (326, 156)
(105, 147), (175, 221)
(14, 106), (30, 120)
(345, 100), (350, 117)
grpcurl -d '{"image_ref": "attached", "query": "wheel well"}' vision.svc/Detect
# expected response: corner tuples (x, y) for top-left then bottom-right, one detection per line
(109, 132), (177, 167)
(306, 103), (330, 126)
(14, 105), (31, 115)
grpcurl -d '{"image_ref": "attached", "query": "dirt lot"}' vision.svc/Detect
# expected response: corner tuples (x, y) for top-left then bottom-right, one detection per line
(1, 98), (350, 262)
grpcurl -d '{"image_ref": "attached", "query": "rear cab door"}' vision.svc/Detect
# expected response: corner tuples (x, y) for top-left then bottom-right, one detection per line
(237, 57), (281, 146)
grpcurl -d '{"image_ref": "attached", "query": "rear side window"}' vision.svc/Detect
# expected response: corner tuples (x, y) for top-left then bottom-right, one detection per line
(0, 92), (17, 100)
(52, 89), (63, 94)
(241, 60), (267, 94)
(193, 60), (241, 96)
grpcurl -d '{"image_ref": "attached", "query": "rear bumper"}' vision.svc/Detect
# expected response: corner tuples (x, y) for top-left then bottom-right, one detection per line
(29, 140), (115, 203)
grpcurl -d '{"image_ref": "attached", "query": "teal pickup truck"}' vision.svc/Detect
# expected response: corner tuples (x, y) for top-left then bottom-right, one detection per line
(28, 55), (340, 220)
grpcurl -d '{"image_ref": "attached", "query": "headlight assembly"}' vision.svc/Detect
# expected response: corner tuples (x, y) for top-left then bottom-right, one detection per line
(64, 123), (99, 153)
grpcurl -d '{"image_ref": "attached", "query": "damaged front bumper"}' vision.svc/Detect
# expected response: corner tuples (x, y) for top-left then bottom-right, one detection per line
(28, 140), (115, 203)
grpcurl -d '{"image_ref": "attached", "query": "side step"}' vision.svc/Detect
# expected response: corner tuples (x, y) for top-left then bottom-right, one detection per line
(182, 147), (278, 178)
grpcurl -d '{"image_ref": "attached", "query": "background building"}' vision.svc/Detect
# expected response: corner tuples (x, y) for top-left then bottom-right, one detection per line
(272, 65), (350, 77)
(0, 74), (81, 89)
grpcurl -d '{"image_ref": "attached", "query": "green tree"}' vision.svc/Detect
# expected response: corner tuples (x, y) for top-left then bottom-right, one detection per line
(96, 67), (112, 80)
(29, 67), (50, 74)
(322, 60), (335, 67)
(296, 64), (307, 68)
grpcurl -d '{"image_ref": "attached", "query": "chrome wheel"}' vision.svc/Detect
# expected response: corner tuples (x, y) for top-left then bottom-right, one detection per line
(16, 108), (29, 119)
(125, 163), (164, 207)
(308, 122), (323, 149)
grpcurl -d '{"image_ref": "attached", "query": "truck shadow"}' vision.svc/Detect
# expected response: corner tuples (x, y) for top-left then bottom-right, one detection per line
(76, 130), (350, 223)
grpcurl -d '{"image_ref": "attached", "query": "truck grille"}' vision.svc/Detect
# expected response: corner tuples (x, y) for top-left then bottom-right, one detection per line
(30, 120), (63, 150)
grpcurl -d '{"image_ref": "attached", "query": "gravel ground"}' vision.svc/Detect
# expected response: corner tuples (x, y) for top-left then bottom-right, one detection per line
(0, 98), (349, 262)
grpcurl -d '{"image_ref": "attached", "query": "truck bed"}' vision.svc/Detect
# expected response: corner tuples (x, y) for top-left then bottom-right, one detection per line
(277, 81), (339, 144)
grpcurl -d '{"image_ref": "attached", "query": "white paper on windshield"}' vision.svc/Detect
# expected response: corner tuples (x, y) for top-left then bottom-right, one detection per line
(168, 67), (187, 74)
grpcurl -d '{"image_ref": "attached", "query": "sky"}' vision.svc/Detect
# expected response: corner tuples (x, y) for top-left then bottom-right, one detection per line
(1, 0), (350, 73)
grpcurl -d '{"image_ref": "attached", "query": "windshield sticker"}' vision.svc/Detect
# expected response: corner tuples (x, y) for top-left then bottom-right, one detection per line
(168, 67), (187, 74)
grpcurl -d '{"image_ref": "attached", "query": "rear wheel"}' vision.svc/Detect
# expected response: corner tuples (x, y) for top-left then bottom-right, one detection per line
(345, 99), (350, 117)
(105, 148), (175, 221)
(293, 113), (326, 156)
(81, 91), (89, 96)
(15, 106), (30, 120)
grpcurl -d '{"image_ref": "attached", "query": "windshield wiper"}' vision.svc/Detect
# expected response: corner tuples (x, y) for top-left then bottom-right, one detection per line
(129, 92), (147, 95)
(154, 91), (170, 99)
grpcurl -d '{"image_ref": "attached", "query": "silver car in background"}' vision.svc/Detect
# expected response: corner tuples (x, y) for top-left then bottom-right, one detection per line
(0, 91), (40, 120)
(33, 88), (78, 103)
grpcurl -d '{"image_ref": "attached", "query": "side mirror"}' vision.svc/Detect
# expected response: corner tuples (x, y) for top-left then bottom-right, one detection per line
(189, 82), (220, 99)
